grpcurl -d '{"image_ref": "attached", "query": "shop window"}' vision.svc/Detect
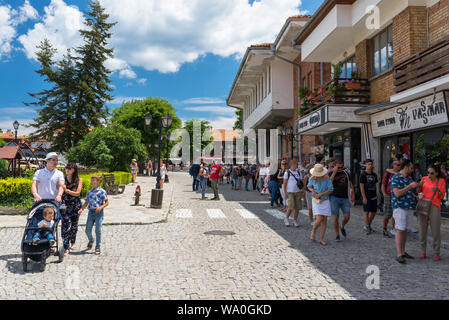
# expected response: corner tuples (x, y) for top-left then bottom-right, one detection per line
(372, 25), (393, 76)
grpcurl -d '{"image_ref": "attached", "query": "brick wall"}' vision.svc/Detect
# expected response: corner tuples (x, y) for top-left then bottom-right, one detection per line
(393, 6), (428, 64)
(370, 71), (395, 104)
(429, 0), (449, 45)
(356, 40), (372, 79)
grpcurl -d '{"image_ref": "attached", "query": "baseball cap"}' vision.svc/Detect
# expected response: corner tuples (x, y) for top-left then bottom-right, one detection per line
(45, 152), (58, 161)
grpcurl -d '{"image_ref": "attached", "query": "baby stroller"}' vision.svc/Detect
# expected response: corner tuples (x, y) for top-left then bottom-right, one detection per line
(21, 200), (66, 272)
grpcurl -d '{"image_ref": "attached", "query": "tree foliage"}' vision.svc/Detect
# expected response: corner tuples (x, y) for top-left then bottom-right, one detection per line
(233, 109), (242, 130)
(25, 0), (116, 152)
(182, 120), (213, 162)
(112, 97), (182, 160)
(66, 124), (146, 171)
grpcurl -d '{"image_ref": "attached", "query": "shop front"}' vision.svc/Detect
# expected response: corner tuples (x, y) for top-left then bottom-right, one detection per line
(371, 91), (449, 214)
(296, 104), (370, 198)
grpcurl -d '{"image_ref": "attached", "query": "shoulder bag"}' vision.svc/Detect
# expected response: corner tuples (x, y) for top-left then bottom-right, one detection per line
(415, 178), (439, 216)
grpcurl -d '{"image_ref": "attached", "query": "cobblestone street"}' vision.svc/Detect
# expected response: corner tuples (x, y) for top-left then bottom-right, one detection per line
(1, 172), (449, 300)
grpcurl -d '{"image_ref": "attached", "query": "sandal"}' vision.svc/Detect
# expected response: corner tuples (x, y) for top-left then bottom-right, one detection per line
(95, 248), (101, 255)
(320, 241), (328, 246)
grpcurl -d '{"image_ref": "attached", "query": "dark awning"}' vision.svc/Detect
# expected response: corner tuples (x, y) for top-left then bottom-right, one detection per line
(355, 102), (401, 115)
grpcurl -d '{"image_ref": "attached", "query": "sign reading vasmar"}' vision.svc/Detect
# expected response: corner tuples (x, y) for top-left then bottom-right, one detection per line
(371, 92), (448, 137)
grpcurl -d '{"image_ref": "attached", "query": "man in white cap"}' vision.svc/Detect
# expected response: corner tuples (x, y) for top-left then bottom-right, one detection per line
(31, 152), (65, 203)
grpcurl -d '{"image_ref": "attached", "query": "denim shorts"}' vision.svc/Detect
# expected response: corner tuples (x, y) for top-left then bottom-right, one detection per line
(363, 198), (378, 213)
(330, 196), (350, 215)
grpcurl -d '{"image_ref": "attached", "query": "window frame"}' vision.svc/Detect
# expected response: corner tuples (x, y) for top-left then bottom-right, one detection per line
(371, 25), (393, 76)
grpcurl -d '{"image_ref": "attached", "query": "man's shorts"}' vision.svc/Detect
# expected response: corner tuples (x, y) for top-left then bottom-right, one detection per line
(288, 192), (302, 211)
(383, 195), (393, 219)
(393, 208), (414, 231)
(363, 198), (378, 213)
(330, 196), (350, 215)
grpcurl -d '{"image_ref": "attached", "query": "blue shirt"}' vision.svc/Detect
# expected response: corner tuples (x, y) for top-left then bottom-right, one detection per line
(85, 187), (108, 210)
(307, 178), (334, 200)
(391, 173), (416, 210)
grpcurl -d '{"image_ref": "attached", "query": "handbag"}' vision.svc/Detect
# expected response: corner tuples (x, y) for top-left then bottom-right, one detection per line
(416, 179), (439, 216)
(344, 170), (355, 207)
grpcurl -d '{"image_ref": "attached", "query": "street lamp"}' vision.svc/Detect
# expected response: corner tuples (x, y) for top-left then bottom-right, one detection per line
(280, 126), (298, 162)
(12, 120), (20, 177)
(162, 114), (173, 183)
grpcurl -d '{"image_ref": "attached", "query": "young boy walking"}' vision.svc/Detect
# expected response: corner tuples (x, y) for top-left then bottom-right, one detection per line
(79, 175), (109, 255)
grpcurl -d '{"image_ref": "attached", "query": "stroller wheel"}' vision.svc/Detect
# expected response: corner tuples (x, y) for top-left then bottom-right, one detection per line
(22, 253), (28, 272)
(39, 254), (46, 272)
(58, 246), (64, 263)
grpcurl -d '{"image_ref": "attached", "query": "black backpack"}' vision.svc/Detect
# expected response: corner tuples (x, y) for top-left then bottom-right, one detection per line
(288, 169), (304, 190)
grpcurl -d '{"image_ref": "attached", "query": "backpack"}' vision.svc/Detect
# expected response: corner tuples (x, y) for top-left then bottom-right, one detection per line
(288, 169), (304, 190)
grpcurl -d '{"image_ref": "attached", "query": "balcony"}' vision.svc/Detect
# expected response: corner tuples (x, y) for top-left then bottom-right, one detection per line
(298, 78), (370, 117)
(394, 36), (449, 94)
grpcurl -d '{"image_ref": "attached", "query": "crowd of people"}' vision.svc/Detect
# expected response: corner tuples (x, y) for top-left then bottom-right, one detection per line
(188, 157), (448, 263)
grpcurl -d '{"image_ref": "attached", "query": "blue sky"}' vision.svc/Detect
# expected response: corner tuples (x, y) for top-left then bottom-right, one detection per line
(0, 0), (323, 135)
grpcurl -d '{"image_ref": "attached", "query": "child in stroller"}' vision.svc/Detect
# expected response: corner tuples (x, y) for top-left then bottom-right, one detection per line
(32, 207), (56, 246)
(21, 200), (65, 272)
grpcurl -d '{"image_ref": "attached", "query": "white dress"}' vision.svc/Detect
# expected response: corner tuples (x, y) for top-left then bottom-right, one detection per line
(312, 199), (331, 217)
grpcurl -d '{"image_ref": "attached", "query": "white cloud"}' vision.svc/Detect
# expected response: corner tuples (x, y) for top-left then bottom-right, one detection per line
(181, 116), (236, 130)
(99, 0), (304, 73)
(184, 106), (235, 115)
(18, 0), (85, 61)
(136, 78), (147, 85)
(14, 0), (39, 25)
(0, 117), (37, 136)
(119, 68), (137, 79)
(109, 96), (146, 105)
(182, 97), (225, 105)
(0, 6), (16, 59)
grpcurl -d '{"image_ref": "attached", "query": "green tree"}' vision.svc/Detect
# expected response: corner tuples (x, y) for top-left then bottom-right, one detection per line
(73, 0), (116, 145)
(233, 109), (242, 130)
(66, 124), (146, 171)
(25, 44), (78, 152)
(0, 139), (7, 177)
(112, 97), (182, 160)
(182, 120), (213, 162)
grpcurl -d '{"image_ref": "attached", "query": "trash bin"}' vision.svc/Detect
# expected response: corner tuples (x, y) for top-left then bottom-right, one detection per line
(151, 189), (164, 209)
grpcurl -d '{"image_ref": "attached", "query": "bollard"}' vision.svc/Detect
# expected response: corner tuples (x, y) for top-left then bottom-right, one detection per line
(150, 189), (164, 209)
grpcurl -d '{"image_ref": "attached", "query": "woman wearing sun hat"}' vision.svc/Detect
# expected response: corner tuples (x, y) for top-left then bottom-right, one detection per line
(307, 163), (334, 245)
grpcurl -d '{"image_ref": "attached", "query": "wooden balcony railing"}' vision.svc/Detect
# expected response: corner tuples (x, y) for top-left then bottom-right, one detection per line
(394, 36), (449, 93)
(299, 78), (370, 117)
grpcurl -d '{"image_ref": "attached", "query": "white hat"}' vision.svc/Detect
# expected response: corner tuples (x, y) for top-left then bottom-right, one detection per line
(310, 164), (328, 177)
(45, 152), (58, 160)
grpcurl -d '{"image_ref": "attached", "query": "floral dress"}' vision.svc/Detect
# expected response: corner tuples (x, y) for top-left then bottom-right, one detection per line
(62, 177), (82, 250)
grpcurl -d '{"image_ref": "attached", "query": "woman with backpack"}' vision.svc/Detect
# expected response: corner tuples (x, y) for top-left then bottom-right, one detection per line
(199, 162), (210, 200)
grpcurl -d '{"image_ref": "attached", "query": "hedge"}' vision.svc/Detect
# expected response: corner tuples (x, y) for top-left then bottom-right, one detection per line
(0, 171), (132, 209)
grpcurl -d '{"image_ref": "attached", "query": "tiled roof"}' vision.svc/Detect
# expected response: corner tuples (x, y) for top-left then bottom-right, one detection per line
(289, 15), (313, 19)
(249, 43), (271, 48)
(0, 146), (20, 160)
(0, 132), (27, 140)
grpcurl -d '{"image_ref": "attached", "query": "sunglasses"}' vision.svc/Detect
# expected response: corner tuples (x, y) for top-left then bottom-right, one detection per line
(393, 163), (401, 166)
(428, 171), (435, 175)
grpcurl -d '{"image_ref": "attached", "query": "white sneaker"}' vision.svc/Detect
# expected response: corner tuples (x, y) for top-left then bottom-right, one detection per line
(293, 221), (299, 228)
(408, 226), (418, 233)
(284, 218), (290, 227)
(390, 228), (396, 236)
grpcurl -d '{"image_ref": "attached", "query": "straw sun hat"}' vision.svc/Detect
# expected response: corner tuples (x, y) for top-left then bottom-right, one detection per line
(310, 164), (328, 177)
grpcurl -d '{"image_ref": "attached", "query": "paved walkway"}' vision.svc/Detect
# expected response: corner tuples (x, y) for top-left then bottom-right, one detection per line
(1, 172), (449, 299)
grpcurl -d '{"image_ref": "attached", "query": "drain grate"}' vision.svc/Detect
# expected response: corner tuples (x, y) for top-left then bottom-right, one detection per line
(204, 230), (236, 236)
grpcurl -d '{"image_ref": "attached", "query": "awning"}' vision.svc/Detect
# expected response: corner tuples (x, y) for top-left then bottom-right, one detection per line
(0, 146), (21, 160)
(355, 102), (400, 115)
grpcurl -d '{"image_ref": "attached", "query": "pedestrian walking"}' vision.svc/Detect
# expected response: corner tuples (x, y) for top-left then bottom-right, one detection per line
(225, 164), (231, 184)
(278, 160), (288, 212)
(417, 164), (446, 261)
(210, 161), (225, 200)
(259, 163), (270, 195)
(147, 159), (153, 177)
(308, 164), (334, 245)
(283, 159), (305, 228)
(303, 165), (314, 224)
(440, 163), (448, 202)
(78, 175), (109, 255)
(268, 164), (281, 208)
(191, 163), (201, 191)
(329, 160), (355, 241)
(360, 159), (379, 235)
(237, 164), (244, 190)
(199, 162), (210, 200)
(130, 159), (138, 184)
(391, 159), (419, 264)
(381, 158), (401, 237)
(159, 160), (167, 190)
(31, 152), (65, 203)
(61, 163), (83, 256)
(243, 165), (250, 191)
(250, 163), (258, 190)
(232, 165), (238, 190)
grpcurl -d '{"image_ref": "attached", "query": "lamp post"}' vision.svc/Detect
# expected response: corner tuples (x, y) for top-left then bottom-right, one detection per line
(163, 114), (173, 183)
(13, 120), (19, 178)
(280, 126), (298, 162)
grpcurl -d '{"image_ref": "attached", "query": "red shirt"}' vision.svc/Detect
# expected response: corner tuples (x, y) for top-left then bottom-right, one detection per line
(421, 176), (446, 209)
(210, 164), (223, 180)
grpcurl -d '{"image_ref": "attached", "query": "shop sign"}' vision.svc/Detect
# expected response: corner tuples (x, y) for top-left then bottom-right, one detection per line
(296, 108), (326, 134)
(371, 92), (448, 137)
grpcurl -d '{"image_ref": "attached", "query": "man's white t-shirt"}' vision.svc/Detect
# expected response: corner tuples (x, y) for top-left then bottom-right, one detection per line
(33, 167), (64, 200)
(283, 169), (303, 193)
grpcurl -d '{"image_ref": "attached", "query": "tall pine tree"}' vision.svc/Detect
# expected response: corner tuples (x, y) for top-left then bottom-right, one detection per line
(73, 0), (116, 145)
(26, 0), (116, 151)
